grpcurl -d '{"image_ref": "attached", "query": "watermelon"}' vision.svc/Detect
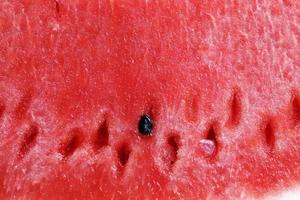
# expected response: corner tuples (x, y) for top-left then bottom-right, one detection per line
(1, 0), (300, 199)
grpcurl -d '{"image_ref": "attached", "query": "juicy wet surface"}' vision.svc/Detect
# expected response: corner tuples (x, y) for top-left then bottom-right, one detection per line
(0, 0), (300, 199)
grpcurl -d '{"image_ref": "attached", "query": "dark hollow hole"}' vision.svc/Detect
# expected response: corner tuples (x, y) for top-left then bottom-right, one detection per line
(167, 135), (179, 166)
(94, 120), (109, 150)
(264, 121), (275, 151)
(207, 126), (217, 141)
(118, 144), (131, 167)
(60, 130), (82, 158)
(0, 101), (5, 118)
(292, 96), (300, 124)
(55, 0), (60, 14)
(205, 126), (218, 157)
(228, 91), (242, 127)
(19, 125), (39, 158)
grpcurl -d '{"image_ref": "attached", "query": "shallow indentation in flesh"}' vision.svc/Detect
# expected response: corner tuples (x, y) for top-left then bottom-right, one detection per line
(0, 101), (5, 119)
(19, 125), (39, 159)
(165, 135), (180, 168)
(292, 95), (300, 125)
(117, 143), (131, 175)
(263, 120), (276, 152)
(93, 120), (109, 151)
(118, 144), (131, 167)
(168, 136), (179, 165)
(55, 0), (60, 15)
(60, 129), (83, 159)
(227, 89), (242, 127)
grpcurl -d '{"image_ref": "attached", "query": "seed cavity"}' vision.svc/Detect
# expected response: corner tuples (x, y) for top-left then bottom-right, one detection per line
(167, 135), (180, 167)
(115, 142), (131, 177)
(60, 129), (83, 159)
(93, 120), (109, 151)
(0, 101), (5, 119)
(18, 125), (39, 159)
(292, 95), (300, 125)
(117, 143), (131, 167)
(138, 114), (153, 136)
(227, 89), (242, 127)
(55, 0), (60, 15)
(263, 120), (276, 152)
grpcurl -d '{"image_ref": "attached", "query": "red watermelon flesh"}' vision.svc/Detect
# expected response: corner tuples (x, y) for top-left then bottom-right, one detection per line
(1, 0), (300, 199)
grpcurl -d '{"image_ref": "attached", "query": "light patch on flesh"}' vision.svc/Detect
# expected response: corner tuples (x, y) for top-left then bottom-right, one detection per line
(264, 185), (300, 200)
(50, 21), (60, 31)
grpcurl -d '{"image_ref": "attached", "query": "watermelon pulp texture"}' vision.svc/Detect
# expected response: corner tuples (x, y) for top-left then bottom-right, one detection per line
(1, 0), (300, 199)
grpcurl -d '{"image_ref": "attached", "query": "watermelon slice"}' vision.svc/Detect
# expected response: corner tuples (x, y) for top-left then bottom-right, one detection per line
(1, 0), (300, 199)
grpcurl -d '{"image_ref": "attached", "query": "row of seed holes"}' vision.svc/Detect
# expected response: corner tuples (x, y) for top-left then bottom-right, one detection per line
(58, 121), (130, 175)
(198, 91), (300, 157)
(59, 122), (110, 159)
(13, 92), (300, 165)
(197, 90), (241, 159)
(13, 94), (130, 174)
(226, 89), (277, 153)
(1, 89), (299, 169)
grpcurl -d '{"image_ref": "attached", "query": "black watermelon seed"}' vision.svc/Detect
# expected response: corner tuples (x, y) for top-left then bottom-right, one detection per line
(138, 115), (153, 136)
